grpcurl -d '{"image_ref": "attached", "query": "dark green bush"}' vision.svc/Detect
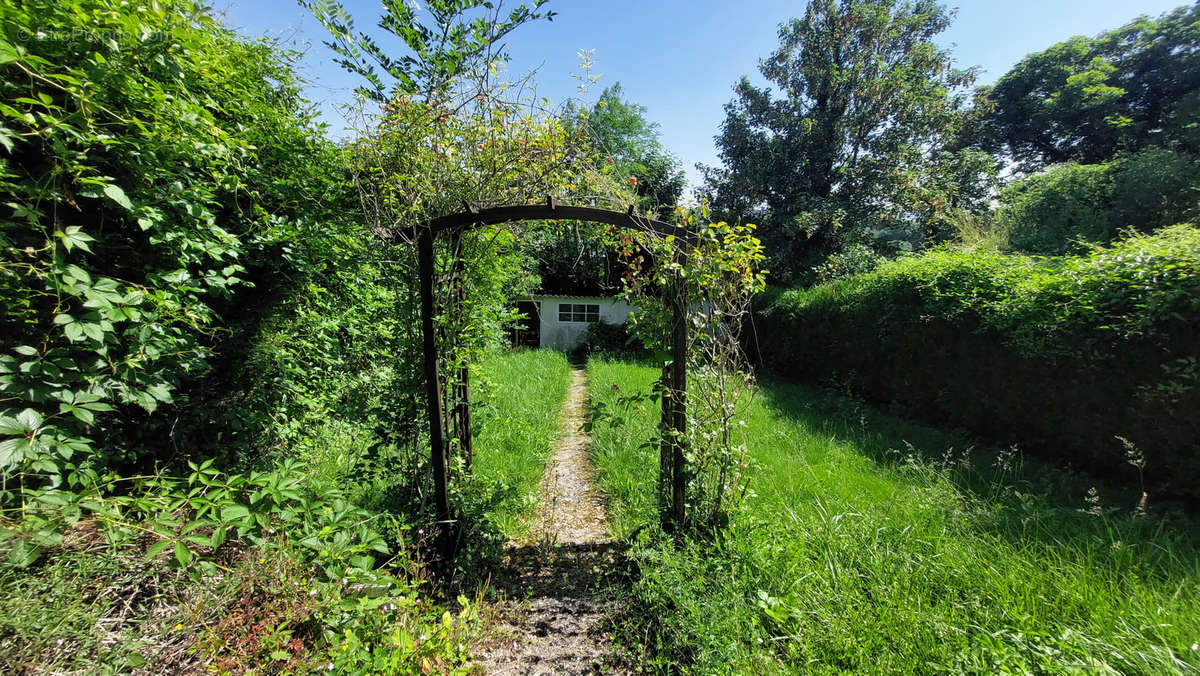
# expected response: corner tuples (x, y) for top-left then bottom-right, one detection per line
(572, 319), (646, 359)
(999, 148), (1200, 254)
(754, 225), (1200, 499)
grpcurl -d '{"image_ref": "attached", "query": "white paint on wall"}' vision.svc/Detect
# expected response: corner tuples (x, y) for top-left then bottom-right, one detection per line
(524, 295), (633, 350)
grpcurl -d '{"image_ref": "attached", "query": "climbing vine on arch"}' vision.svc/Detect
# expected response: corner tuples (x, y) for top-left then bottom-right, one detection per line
(604, 205), (767, 533)
(314, 0), (767, 547)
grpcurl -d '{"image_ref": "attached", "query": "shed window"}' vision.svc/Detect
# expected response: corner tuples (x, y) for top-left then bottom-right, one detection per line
(558, 303), (600, 323)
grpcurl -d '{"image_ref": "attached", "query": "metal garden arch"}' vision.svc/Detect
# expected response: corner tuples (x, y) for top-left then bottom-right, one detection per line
(407, 198), (694, 556)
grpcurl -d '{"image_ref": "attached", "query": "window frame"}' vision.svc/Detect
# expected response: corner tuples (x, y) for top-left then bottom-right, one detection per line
(557, 302), (600, 323)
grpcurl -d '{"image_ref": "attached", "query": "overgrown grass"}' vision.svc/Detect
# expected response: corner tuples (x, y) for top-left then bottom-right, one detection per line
(470, 348), (573, 537)
(0, 349), (570, 673)
(588, 357), (1200, 673)
(754, 225), (1200, 498)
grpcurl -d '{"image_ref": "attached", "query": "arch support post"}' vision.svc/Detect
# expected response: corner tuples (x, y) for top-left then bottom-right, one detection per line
(418, 227), (453, 560)
(449, 228), (473, 471)
(660, 259), (688, 533)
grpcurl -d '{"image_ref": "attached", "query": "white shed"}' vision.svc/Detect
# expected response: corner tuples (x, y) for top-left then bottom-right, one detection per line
(513, 295), (633, 350)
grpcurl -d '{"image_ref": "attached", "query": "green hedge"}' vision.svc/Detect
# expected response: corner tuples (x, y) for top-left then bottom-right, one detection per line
(754, 225), (1200, 498)
(998, 148), (1200, 254)
(0, 0), (351, 483)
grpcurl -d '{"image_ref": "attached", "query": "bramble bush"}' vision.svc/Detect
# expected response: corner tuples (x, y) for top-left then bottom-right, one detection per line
(754, 225), (1200, 499)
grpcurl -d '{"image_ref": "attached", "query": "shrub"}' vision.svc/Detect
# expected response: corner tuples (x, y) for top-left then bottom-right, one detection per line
(753, 225), (1200, 498)
(998, 148), (1200, 254)
(0, 0), (347, 486)
(573, 319), (646, 359)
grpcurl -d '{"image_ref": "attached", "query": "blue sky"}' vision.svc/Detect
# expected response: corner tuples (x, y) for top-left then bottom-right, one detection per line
(217, 0), (1187, 188)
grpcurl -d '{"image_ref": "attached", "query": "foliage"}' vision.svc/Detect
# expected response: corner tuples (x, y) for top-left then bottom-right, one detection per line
(572, 319), (646, 359)
(596, 206), (767, 532)
(754, 225), (1200, 497)
(0, 346), (569, 671)
(0, 0), (346, 489)
(527, 82), (687, 295)
(998, 147), (1200, 254)
(589, 357), (1200, 673)
(699, 0), (994, 284)
(974, 3), (1200, 171)
(571, 83), (686, 211)
(303, 0), (555, 101)
(812, 243), (883, 283)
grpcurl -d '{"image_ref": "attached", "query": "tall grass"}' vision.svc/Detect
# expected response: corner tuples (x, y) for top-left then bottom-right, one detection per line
(470, 349), (573, 537)
(587, 357), (1200, 673)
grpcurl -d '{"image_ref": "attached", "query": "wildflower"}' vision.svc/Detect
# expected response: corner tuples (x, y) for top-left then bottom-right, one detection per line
(629, 175), (638, 187)
(326, 663), (334, 671)
(175, 624), (183, 630)
(605, 156), (613, 164)
(1083, 487), (1102, 517)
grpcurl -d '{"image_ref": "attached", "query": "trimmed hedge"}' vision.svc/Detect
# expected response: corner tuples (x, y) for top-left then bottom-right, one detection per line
(754, 225), (1200, 499)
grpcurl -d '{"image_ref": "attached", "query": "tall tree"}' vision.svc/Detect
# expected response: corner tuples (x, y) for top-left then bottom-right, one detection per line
(527, 84), (686, 295)
(575, 83), (686, 210)
(975, 2), (1200, 172)
(700, 0), (985, 283)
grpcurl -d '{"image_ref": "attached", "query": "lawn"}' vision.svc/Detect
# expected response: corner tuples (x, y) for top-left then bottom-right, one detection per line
(470, 348), (573, 537)
(587, 356), (1200, 674)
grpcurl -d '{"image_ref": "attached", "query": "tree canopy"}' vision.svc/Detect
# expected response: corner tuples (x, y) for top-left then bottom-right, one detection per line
(974, 3), (1200, 171)
(700, 0), (990, 283)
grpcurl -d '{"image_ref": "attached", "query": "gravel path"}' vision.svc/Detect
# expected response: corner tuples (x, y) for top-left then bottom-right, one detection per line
(474, 367), (626, 675)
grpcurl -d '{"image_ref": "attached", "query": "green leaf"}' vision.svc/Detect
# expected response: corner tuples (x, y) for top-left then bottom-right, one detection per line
(145, 539), (172, 558)
(0, 40), (19, 65)
(7, 541), (41, 568)
(0, 416), (23, 435)
(81, 322), (105, 343)
(0, 437), (29, 469)
(173, 541), (193, 567)
(220, 504), (250, 523)
(15, 409), (42, 430)
(63, 404), (95, 425)
(102, 184), (133, 211)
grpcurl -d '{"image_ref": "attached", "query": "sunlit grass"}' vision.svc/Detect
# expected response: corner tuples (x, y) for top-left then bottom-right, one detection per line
(471, 348), (573, 537)
(587, 356), (1200, 674)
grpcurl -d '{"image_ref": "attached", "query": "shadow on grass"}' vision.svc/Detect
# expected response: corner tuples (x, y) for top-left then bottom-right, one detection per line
(754, 376), (1200, 573)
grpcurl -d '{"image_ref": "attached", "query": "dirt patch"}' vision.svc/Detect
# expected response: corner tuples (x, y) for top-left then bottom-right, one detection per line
(474, 367), (627, 675)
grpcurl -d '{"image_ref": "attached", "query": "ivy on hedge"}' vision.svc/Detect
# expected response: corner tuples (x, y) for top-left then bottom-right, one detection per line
(755, 225), (1200, 499)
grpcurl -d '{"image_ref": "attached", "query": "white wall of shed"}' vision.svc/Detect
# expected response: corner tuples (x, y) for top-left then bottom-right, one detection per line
(533, 296), (633, 350)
